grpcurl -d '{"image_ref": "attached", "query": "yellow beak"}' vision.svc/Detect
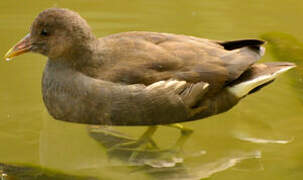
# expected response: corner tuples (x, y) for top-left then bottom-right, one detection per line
(4, 34), (32, 61)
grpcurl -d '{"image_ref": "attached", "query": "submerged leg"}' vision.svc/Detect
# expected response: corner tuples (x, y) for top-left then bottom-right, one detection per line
(127, 124), (193, 162)
(109, 124), (193, 152)
(167, 123), (193, 151)
(89, 124), (193, 165)
(108, 126), (159, 151)
(105, 126), (159, 162)
(127, 126), (159, 161)
(131, 126), (159, 149)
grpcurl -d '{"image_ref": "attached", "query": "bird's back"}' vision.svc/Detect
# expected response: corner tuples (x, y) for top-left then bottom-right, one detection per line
(91, 31), (264, 95)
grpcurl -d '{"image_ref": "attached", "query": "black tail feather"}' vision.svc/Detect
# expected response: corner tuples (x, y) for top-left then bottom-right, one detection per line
(219, 39), (265, 50)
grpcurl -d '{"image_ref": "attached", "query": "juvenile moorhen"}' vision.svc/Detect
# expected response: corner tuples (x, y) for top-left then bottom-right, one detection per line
(5, 8), (295, 150)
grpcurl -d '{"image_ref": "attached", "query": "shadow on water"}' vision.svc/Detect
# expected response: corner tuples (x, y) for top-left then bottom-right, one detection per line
(261, 32), (303, 102)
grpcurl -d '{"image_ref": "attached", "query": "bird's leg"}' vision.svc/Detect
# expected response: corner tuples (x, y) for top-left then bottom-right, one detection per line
(166, 123), (193, 152)
(105, 126), (159, 162)
(131, 126), (159, 149)
(108, 126), (159, 151)
(127, 126), (161, 161)
(102, 125), (192, 164)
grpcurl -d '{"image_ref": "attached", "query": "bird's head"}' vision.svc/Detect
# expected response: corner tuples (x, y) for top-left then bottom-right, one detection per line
(5, 8), (96, 61)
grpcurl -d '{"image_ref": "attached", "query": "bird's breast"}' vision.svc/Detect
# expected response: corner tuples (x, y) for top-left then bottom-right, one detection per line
(42, 74), (77, 121)
(41, 61), (96, 123)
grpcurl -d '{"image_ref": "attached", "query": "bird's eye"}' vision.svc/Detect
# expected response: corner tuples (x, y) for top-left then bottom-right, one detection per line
(40, 29), (49, 36)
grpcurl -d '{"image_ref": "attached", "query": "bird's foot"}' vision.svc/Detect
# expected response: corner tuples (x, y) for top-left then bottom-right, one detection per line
(166, 123), (193, 153)
(107, 126), (160, 161)
(88, 124), (193, 166)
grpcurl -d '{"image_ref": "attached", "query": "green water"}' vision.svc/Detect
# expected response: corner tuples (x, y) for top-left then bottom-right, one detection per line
(0, 0), (302, 179)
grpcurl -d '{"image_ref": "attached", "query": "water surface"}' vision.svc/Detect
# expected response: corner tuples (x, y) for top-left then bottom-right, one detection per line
(0, 0), (302, 179)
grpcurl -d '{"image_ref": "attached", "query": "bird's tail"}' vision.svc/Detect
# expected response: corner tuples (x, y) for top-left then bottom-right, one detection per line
(227, 62), (296, 98)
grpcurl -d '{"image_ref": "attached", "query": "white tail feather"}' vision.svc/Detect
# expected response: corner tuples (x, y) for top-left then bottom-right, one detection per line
(228, 65), (294, 98)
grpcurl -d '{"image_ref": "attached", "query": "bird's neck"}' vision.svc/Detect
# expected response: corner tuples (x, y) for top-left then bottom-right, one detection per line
(54, 38), (101, 75)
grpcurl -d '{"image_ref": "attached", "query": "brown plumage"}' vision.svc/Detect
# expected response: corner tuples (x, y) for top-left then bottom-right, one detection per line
(5, 8), (295, 125)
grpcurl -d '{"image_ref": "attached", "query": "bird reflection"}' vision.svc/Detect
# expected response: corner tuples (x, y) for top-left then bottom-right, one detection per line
(87, 126), (190, 168)
(87, 126), (262, 180)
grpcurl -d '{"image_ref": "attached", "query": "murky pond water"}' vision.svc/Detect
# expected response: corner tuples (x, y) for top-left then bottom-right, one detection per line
(0, 0), (302, 179)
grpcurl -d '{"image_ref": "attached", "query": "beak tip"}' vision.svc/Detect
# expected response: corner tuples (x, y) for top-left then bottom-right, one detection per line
(4, 49), (13, 61)
(4, 33), (32, 61)
(5, 57), (11, 61)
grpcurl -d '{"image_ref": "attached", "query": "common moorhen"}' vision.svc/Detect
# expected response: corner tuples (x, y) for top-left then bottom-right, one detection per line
(5, 8), (295, 149)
